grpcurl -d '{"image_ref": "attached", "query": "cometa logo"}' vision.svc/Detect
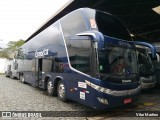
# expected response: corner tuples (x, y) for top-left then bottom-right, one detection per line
(35, 49), (49, 57)
(122, 79), (131, 83)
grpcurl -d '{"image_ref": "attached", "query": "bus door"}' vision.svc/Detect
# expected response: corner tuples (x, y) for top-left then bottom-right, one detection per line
(35, 58), (43, 86)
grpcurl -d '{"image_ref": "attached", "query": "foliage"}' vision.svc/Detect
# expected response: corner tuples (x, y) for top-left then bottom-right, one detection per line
(0, 49), (9, 58)
(7, 39), (25, 52)
(0, 39), (25, 58)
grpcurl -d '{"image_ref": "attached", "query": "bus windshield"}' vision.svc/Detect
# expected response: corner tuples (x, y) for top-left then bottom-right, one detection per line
(99, 44), (138, 78)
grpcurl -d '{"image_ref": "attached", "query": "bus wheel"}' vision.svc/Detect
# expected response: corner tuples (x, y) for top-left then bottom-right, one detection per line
(57, 80), (67, 102)
(20, 75), (25, 84)
(47, 80), (56, 96)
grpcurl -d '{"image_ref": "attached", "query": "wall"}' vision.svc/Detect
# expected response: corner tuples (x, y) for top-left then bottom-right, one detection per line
(0, 58), (9, 73)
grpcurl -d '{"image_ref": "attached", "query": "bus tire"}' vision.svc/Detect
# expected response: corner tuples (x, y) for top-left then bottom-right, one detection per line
(47, 80), (56, 96)
(20, 74), (25, 84)
(57, 80), (67, 102)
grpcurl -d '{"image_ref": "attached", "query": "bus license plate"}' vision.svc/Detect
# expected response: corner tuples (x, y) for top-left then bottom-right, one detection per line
(124, 98), (132, 104)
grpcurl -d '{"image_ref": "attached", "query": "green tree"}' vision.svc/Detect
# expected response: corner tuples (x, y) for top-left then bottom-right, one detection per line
(7, 39), (25, 52)
(0, 39), (25, 58)
(0, 49), (9, 58)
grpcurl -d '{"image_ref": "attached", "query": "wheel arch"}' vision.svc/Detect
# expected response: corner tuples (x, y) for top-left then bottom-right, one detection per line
(44, 75), (64, 91)
(44, 75), (51, 90)
(54, 76), (64, 91)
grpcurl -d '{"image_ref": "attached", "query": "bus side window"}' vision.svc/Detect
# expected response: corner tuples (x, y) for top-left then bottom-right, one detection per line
(61, 10), (87, 38)
(55, 58), (63, 73)
(49, 58), (61, 73)
(36, 58), (64, 73)
(60, 10), (91, 74)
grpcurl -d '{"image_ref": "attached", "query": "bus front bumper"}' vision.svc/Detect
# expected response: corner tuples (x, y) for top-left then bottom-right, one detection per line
(140, 81), (156, 90)
(92, 85), (141, 109)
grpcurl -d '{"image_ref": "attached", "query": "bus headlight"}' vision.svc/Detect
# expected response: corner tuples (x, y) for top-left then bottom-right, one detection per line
(97, 97), (108, 105)
(85, 80), (113, 94)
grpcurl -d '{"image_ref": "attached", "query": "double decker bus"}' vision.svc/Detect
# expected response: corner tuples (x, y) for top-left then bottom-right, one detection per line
(152, 45), (160, 86)
(135, 42), (157, 90)
(13, 8), (140, 109)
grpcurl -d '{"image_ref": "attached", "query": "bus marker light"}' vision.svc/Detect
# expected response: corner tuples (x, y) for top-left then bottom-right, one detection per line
(124, 98), (132, 104)
(70, 89), (73, 92)
(82, 90), (89, 93)
(70, 88), (78, 92)
(82, 90), (86, 93)
(74, 88), (78, 90)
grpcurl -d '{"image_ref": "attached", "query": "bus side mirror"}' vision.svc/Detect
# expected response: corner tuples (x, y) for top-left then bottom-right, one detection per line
(69, 31), (104, 44)
(69, 35), (90, 40)
(76, 30), (104, 42)
(149, 52), (160, 62)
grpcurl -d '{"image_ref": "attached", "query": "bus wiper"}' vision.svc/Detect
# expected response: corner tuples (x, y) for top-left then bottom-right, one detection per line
(98, 73), (139, 80)
(97, 73), (116, 80)
(103, 74), (113, 80)
(126, 72), (139, 76)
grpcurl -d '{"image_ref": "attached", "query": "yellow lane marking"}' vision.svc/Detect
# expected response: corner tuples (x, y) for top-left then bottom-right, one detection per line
(135, 104), (145, 109)
(143, 102), (154, 106)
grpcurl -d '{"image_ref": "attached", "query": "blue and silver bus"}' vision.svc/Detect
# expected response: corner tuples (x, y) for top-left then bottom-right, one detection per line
(13, 8), (140, 109)
(135, 42), (157, 90)
(152, 46), (160, 86)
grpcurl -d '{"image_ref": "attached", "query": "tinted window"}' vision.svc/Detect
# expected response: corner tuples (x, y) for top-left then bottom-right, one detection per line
(66, 39), (91, 74)
(24, 21), (66, 59)
(60, 10), (91, 74)
(60, 10), (87, 38)
(99, 44), (137, 75)
(84, 8), (132, 41)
